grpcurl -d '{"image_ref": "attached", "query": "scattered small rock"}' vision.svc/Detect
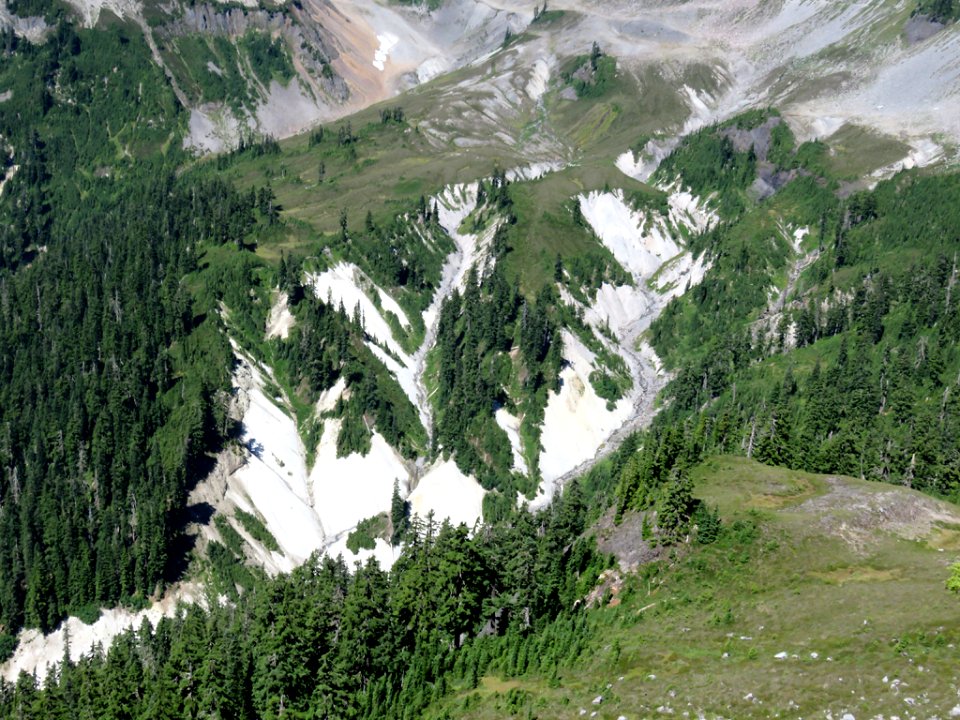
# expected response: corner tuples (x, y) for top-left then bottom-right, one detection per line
(775, 651), (788, 659)
(593, 696), (603, 705)
(810, 652), (819, 659)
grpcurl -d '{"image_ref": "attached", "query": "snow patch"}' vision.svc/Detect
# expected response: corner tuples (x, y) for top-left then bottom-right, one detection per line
(615, 149), (645, 179)
(616, 138), (681, 183)
(226, 350), (411, 565)
(579, 186), (715, 287)
(367, 343), (419, 416)
(412, 163), (560, 435)
(325, 535), (398, 569)
(871, 137), (944, 181)
(681, 84), (715, 132)
(654, 252), (712, 298)
(579, 190), (682, 277)
(507, 161), (562, 182)
(665, 185), (718, 235)
(226, 356), (323, 568)
(0, 164), (17, 197)
(315, 376), (347, 415)
(377, 284), (410, 327)
(410, 181), (493, 433)
(584, 283), (654, 335)
(792, 226), (809, 253)
(533, 180), (716, 502)
(409, 460), (486, 528)
(373, 32), (399, 72)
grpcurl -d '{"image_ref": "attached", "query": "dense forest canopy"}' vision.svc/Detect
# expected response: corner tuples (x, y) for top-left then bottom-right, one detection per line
(0, 16), (285, 643)
(0, 1), (959, 716)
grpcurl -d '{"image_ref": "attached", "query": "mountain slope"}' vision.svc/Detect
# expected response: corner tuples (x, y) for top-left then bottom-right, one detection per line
(1, 0), (960, 703)
(426, 456), (960, 719)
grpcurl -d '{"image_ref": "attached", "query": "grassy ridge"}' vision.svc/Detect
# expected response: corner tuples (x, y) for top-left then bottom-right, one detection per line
(428, 457), (960, 719)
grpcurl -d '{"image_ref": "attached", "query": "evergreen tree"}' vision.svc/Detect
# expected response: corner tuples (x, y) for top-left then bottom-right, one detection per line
(390, 479), (410, 545)
(656, 469), (695, 540)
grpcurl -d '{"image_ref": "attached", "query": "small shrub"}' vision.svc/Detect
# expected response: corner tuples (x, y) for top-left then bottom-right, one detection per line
(235, 508), (280, 552)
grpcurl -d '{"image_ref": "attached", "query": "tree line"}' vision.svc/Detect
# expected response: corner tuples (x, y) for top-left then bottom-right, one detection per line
(0, 482), (613, 720)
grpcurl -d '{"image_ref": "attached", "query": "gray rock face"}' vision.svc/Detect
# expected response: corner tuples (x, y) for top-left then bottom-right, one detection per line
(722, 115), (783, 162)
(904, 15), (944, 45)
(0, 4), (49, 42)
(157, 3), (348, 103)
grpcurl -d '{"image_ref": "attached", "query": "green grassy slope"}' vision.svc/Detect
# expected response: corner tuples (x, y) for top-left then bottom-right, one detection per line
(428, 456), (960, 719)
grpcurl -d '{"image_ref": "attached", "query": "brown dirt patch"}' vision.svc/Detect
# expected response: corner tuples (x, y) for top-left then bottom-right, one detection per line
(748, 475), (816, 508)
(809, 565), (901, 585)
(591, 507), (662, 572)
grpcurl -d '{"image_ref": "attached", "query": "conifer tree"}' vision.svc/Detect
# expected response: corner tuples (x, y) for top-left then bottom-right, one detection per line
(390, 479), (410, 545)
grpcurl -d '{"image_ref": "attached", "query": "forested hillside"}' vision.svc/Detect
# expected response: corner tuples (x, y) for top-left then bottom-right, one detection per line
(0, 16), (288, 645)
(2, 0), (960, 714)
(0, 481), (610, 719)
(644, 122), (960, 503)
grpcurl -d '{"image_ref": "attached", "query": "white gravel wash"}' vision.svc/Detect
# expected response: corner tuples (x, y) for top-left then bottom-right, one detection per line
(2, 582), (204, 684)
(495, 407), (529, 475)
(409, 459), (486, 528)
(226, 356), (324, 565)
(578, 190), (682, 277)
(538, 331), (633, 484)
(307, 262), (410, 359)
(308, 418), (409, 539)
